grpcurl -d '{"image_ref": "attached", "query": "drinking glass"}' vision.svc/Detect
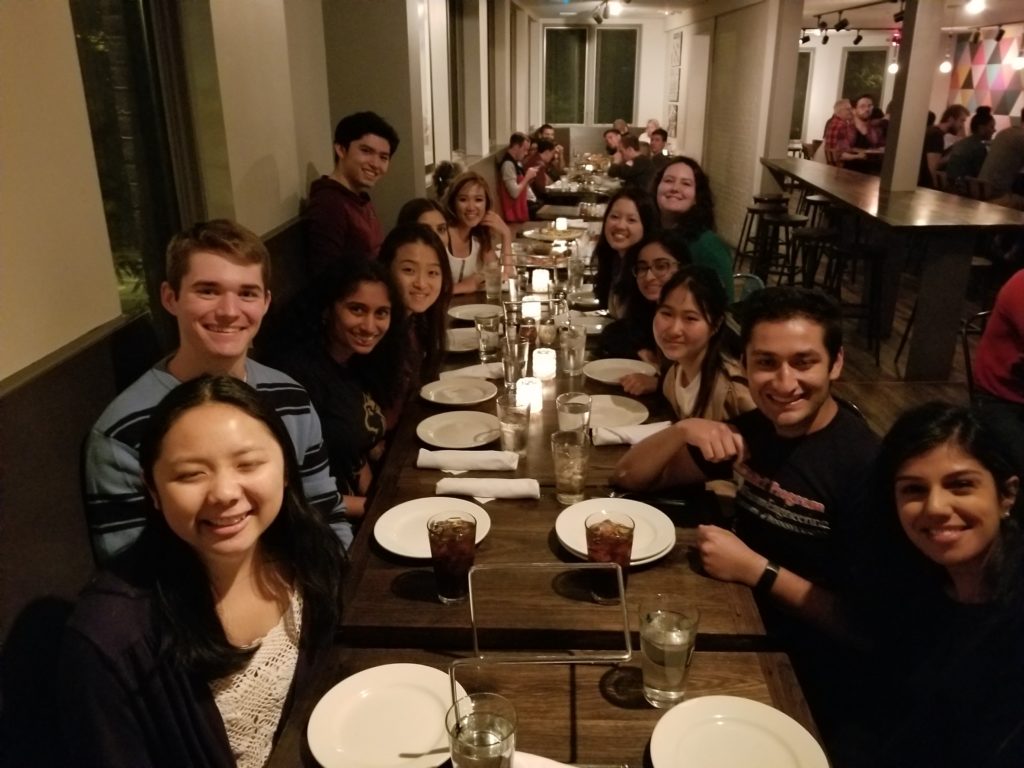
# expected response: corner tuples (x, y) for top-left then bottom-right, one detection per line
(501, 336), (529, 389)
(483, 261), (502, 301)
(551, 430), (589, 505)
(496, 394), (530, 455)
(555, 391), (591, 431)
(639, 596), (700, 708)
(566, 257), (585, 297)
(557, 323), (586, 375)
(427, 511), (477, 604)
(475, 313), (501, 363)
(445, 693), (517, 768)
(584, 511), (634, 604)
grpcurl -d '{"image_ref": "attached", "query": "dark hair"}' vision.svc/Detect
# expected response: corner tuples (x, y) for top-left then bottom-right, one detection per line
(397, 198), (450, 232)
(333, 111), (400, 155)
(318, 258), (407, 406)
(431, 161), (462, 201)
(853, 93), (875, 109)
(537, 124), (554, 134)
(940, 104), (970, 124)
(136, 375), (343, 679)
(657, 265), (731, 418)
(165, 219), (270, 295)
(534, 138), (555, 154)
(613, 227), (692, 308)
(652, 156), (717, 237)
(444, 172), (496, 254)
(652, 128), (668, 142)
(620, 134), (640, 151)
(593, 188), (658, 310)
(738, 287), (843, 367)
(603, 128), (619, 139)
(378, 224), (454, 381)
(508, 132), (529, 147)
(970, 112), (995, 134)
(874, 402), (1023, 603)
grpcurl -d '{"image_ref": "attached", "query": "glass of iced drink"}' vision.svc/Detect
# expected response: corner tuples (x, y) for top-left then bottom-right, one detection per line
(496, 394), (530, 455)
(551, 429), (589, 504)
(557, 323), (586, 375)
(555, 391), (591, 432)
(426, 511), (477, 604)
(639, 596), (700, 708)
(584, 511), (634, 604)
(483, 261), (502, 301)
(445, 692), (517, 768)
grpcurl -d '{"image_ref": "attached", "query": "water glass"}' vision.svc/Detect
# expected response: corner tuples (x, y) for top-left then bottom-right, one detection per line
(496, 394), (530, 455)
(557, 323), (586, 375)
(584, 511), (634, 604)
(475, 313), (502, 363)
(483, 261), (502, 301)
(501, 336), (529, 389)
(446, 693), (517, 768)
(427, 511), (477, 604)
(555, 391), (591, 432)
(567, 257), (585, 297)
(639, 596), (700, 708)
(551, 430), (589, 505)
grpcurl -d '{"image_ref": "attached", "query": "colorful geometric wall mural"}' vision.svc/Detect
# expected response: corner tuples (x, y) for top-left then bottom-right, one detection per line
(948, 30), (1024, 119)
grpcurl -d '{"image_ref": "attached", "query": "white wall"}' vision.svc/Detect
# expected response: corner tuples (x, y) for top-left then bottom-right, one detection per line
(0, 1), (120, 381)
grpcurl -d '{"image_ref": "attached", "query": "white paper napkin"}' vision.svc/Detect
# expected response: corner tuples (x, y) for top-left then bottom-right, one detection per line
(440, 362), (504, 380)
(567, 218), (587, 228)
(417, 449), (519, 472)
(436, 477), (540, 500)
(514, 752), (572, 768)
(592, 421), (672, 446)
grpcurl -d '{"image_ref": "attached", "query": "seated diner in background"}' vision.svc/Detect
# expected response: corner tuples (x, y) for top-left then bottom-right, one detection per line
(978, 111), (1024, 209)
(60, 375), (343, 768)
(280, 258), (405, 521)
(944, 110), (996, 191)
(84, 219), (351, 561)
(607, 134), (655, 193)
(919, 104), (970, 189)
(591, 188), (658, 315)
(652, 156), (733, 295)
(443, 172), (512, 294)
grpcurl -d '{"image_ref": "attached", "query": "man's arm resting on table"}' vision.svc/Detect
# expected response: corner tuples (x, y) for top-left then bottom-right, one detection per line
(695, 525), (851, 639)
(613, 418), (741, 491)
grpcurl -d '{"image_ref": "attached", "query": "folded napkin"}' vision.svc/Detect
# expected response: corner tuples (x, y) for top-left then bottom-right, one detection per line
(566, 218), (587, 228)
(440, 362), (504, 380)
(592, 421), (672, 446)
(436, 477), (540, 500)
(417, 449), (519, 472)
(514, 752), (572, 768)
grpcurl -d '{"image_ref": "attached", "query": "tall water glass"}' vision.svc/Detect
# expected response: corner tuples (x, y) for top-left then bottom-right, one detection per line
(501, 336), (529, 389)
(483, 261), (502, 302)
(475, 313), (501, 363)
(639, 596), (700, 708)
(496, 394), (530, 455)
(445, 693), (517, 768)
(555, 392), (591, 432)
(551, 430), (589, 505)
(557, 323), (586, 375)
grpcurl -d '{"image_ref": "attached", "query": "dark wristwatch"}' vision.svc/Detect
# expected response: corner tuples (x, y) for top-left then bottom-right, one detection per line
(755, 560), (780, 594)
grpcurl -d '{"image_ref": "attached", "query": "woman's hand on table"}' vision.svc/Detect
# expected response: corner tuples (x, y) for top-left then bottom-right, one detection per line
(453, 272), (485, 294)
(621, 373), (657, 396)
(695, 524), (766, 587)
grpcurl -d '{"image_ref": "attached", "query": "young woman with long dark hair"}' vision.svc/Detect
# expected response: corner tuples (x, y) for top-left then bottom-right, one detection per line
(396, 198), (452, 253)
(60, 375), (343, 768)
(592, 188), (658, 314)
(444, 172), (512, 295)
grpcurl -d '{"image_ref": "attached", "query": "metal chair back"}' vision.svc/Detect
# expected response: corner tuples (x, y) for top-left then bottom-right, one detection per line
(961, 310), (992, 401)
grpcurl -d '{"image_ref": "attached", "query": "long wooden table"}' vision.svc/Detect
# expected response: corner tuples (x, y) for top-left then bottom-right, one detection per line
(267, 292), (821, 766)
(761, 156), (1024, 380)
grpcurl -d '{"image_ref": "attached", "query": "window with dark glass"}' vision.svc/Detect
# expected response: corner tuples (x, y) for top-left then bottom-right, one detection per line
(544, 25), (638, 125)
(544, 28), (588, 124)
(594, 28), (638, 124)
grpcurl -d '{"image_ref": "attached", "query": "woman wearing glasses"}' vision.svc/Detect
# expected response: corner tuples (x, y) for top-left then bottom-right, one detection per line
(652, 156), (732, 297)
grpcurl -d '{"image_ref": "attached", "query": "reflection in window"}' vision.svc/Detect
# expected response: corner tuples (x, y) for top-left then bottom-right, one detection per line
(545, 28), (587, 124)
(595, 28), (638, 125)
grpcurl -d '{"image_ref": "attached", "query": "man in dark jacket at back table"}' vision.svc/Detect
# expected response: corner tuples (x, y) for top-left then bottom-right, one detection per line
(304, 111), (399, 275)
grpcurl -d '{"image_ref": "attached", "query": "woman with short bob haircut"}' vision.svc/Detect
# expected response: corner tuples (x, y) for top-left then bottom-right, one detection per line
(59, 375), (343, 767)
(378, 222), (454, 387)
(866, 402), (1024, 767)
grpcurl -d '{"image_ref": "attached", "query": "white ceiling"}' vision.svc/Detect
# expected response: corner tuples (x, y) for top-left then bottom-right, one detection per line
(513, 0), (1023, 30)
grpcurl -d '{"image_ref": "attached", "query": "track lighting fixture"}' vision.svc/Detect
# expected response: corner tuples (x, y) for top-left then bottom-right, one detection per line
(996, 26), (1006, 42)
(592, 7), (603, 24)
(800, 30), (811, 45)
(853, 31), (863, 45)
(835, 16), (850, 32)
(818, 16), (827, 32)
(971, 28), (981, 45)
(822, 32), (829, 45)
(893, 9), (904, 23)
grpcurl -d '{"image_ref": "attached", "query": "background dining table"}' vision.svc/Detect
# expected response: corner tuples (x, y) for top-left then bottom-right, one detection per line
(266, 288), (821, 767)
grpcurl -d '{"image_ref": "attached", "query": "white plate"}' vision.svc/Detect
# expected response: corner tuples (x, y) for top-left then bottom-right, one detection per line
(416, 411), (501, 449)
(650, 695), (829, 768)
(420, 377), (498, 406)
(589, 395), (649, 429)
(307, 663), (468, 768)
(446, 327), (479, 353)
(373, 497), (491, 558)
(554, 498), (675, 564)
(448, 304), (502, 322)
(583, 358), (658, 384)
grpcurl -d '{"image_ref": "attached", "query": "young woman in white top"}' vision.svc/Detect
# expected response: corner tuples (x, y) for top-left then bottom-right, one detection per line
(444, 171), (512, 295)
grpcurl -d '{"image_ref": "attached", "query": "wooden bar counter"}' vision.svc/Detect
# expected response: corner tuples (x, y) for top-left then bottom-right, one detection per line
(761, 156), (1024, 380)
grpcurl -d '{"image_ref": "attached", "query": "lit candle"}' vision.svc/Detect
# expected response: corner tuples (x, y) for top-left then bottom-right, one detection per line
(584, 163), (594, 172)
(522, 298), (543, 320)
(515, 377), (543, 412)
(555, 217), (568, 231)
(532, 348), (556, 380)
(531, 270), (550, 293)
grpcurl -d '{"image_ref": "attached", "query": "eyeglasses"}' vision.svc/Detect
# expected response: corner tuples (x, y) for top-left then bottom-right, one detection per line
(633, 259), (678, 278)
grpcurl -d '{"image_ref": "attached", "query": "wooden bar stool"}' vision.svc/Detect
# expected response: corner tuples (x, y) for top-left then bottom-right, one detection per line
(824, 244), (884, 365)
(734, 199), (788, 272)
(756, 211), (809, 285)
